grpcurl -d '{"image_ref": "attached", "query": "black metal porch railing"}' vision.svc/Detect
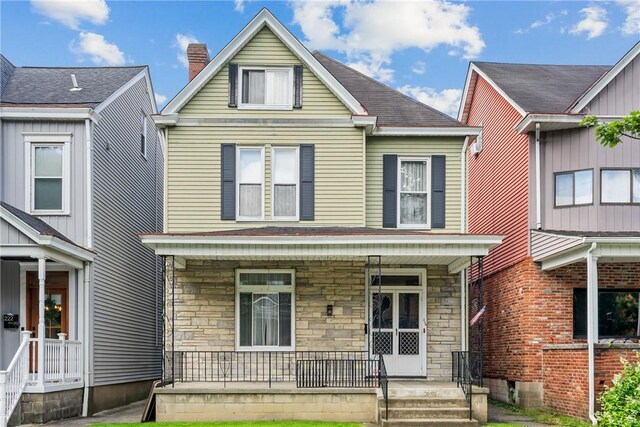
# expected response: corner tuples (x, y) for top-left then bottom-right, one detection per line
(452, 351), (481, 420)
(378, 353), (389, 420)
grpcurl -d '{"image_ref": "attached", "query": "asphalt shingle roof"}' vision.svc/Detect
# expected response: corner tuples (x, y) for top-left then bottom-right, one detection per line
(1, 201), (75, 244)
(0, 64), (145, 107)
(473, 62), (611, 113)
(313, 51), (464, 128)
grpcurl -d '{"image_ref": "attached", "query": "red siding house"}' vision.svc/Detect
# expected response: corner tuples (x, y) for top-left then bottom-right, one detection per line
(459, 42), (640, 421)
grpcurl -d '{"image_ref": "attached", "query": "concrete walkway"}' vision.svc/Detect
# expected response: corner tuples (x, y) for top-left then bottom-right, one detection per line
(485, 402), (548, 426)
(23, 400), (145, 426)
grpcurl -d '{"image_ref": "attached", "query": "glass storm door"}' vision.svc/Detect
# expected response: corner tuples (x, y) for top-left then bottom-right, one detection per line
(371, 289), (425, 376)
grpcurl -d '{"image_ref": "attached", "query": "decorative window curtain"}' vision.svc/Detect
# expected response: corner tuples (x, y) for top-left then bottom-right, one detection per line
(265, 70), (290, 105)
(242, 70), (265, 104)
(400, 161), (427, 225)
(238, 149), (263, 218)
(273, 148), (297, 218)
(252, 294), (279, 346)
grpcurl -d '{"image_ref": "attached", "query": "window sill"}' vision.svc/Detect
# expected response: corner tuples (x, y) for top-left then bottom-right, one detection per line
(236, 347), (295, 352)
(29, 210), (70, 216)
(237, 104), (293, 111)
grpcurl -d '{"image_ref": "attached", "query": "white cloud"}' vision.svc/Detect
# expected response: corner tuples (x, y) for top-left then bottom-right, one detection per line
(155, 92), (168, 105)
(398, 85), (462, 118)
(411, 61), (426, 75)
(570, 6), (608, 39)
(234, 0), (245, 13)
(617, 0), (640, 36)
(31, 0), (109, 29)
(71, 32), (125, 66)
(291, 0), (484, 82)
(515, 10), (568, 34)
(175, 33), (200, 68)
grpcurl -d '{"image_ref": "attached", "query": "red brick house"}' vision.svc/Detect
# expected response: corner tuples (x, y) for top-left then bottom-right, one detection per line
(459, 42), (640, 421)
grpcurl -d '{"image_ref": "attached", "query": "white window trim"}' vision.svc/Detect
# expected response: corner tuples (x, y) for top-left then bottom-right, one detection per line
(141, 113), (147, 158)
(23, 133), (72, 216)
(237, 66), (294, 110)
(236, 146), (265, 221)
(397, 156), (431, 229)
(235, 268), (296, 352)
(271, 146), (299, 221)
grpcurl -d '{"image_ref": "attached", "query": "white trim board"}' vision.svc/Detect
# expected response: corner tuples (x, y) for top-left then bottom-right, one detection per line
(94, 68), (158, 115)
(161, 9), (367, 116)
(0, 107), (95, 120)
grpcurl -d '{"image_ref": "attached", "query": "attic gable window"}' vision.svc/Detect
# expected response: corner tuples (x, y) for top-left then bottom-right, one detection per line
(238, 66), (292, 110)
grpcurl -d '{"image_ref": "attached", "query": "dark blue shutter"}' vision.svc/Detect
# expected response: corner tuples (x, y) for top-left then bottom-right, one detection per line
(431, 155), (446, 228)
(299, 144), (314, 220)
(293, 65), (303, 109)
(383, 155), (397, 228)
(221, 144), (236, 220)
(228, 63), (238, 108)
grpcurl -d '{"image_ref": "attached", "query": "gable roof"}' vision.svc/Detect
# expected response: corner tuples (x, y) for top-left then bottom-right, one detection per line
(0, 64), (146, 108)
(1, 54), (15, 93)
(163, 8), (366, 116)
(471, 61), (610, 114)
(313, 52), (464, 128)
(0, 201), (75, 244)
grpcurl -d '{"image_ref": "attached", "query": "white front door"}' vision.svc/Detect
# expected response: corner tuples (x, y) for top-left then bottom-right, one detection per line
(368, 272), (426, 377)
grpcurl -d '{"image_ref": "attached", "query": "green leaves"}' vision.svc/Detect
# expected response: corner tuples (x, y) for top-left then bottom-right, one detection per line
(597, 355), (640, 427)
(580, 111), (640, 148)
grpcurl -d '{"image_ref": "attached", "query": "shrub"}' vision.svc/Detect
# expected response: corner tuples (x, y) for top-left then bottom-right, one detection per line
(597, 355), (640, 427)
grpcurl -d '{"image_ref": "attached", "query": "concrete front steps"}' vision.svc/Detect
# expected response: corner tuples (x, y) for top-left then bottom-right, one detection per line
(379, 383), (478, 427)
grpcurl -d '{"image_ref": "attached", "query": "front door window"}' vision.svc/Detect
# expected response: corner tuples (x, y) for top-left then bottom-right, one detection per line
(26, 272), (69, 338)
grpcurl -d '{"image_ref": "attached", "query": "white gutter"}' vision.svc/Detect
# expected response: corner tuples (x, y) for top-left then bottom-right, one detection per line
(81, 261), (91, 417)
(372, 126), (482, 137)
(535, 123), (542, 229)
(85, 119), (93, 248)
(586, 242), (598, 425)
(461, 136), (470, 233)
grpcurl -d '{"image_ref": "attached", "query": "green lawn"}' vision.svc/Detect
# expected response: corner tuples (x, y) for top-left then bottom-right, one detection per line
(92, 422), (362, 427)
(483, 424), (522, 427)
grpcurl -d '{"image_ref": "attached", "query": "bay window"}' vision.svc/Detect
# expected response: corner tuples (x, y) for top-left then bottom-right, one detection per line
(239, 67), (292, 109)
(398, 158), (430, 228)
(601, 168), (640, 204)
(272, 147), (298, 220)
(236, 270), (295, 350)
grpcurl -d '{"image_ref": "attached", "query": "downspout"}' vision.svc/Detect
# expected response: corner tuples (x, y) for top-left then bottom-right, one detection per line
(535, 123), (542, 229)
(82, 261), (91, 417)
(586, 242), (598, 425)
(85, 119), (93, 248)
(460, 136), (470, 351)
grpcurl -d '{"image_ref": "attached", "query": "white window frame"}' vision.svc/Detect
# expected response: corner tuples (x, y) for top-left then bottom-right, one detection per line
(23, 133), (72, 215)
(601, 168), (640, 205)
(235, 269), (296, 352)
(271, 146), (299, 221)
(237, 66), (293, 110)
(140, 113), (147, 158)
(236, 146), (265, 221)
(397, 157), (431, 229)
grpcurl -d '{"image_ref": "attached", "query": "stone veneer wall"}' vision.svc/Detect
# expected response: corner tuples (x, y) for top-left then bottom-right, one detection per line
(171, 260), (461, 379)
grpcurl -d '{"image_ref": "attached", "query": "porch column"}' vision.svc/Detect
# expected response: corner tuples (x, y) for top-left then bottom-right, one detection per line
(37, 257), (46, 387)
(586, 245), (598, 425)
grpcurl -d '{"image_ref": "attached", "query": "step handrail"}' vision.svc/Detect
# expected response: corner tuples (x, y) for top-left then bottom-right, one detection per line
(0, 332), (32, 427)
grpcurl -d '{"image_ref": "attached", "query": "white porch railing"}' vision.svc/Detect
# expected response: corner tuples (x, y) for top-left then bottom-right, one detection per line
(0, 331), (31, 427)
(28, 334), (83, 386)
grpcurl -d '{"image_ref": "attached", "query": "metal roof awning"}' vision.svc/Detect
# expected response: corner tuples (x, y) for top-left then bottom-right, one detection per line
(140, 227), (503, 274)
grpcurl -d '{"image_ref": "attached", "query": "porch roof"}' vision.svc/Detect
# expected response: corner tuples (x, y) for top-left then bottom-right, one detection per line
(0, 202), (94, 268)
(140, 227), (502, 274)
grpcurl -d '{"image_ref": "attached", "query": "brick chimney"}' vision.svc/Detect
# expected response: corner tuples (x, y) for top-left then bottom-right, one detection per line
(187, 43), (209, 81)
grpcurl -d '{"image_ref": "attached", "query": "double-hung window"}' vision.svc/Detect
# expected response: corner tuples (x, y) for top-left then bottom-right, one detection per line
(554, 169), (593, 207)
(398, 157), (430, 228)
(601, 168), (640, 204)
(24, 133), (71, 215)
(236, 270), (295, 350)
(237, 147), (264, 220)
(272, 147), (298, 220)
(239, 67), (292, 109)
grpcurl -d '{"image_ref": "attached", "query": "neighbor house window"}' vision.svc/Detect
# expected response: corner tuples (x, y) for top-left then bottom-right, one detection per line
(140, 113), (147, 157)
(601, 169), (640, 204)
(236, 270), (295, 350)
(554, 170), (593, 207)
(24, 133), (71, 215)
(272, 147), (298, 220)
(239, 67), (292, 109)
(236, 147), (264, 220)
(398, 158), (430, 228)
(573, 289), (640, 338)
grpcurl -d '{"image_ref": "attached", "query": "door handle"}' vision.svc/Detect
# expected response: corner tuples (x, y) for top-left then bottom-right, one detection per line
(395, 328), (398, 336)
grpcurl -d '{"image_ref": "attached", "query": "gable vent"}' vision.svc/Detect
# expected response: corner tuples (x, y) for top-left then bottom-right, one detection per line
(70, 74), (82, 92)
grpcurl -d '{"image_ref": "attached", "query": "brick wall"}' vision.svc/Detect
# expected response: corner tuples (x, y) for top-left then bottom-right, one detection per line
(169, 260), (461, 380)
(542, 345), (639, 419)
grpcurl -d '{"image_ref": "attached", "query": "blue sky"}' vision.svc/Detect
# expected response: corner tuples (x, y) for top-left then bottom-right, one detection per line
(1, 1), (638, 116)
